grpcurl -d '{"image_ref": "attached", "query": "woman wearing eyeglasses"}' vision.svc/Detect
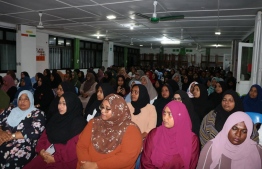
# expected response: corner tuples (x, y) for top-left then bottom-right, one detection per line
(199, 90), (259, 148)
(76, 94), (142, 169)
(153, 84), (174, 127)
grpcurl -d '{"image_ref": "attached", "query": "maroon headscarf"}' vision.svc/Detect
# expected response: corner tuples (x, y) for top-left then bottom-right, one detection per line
(151, 101), (194, 169)
(1, 75), (15, 92)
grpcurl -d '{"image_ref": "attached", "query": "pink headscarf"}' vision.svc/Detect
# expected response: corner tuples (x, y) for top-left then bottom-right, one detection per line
(1, 75), (15, 92)
(211, 111), (261, 169)
(151, 101), (194, 169)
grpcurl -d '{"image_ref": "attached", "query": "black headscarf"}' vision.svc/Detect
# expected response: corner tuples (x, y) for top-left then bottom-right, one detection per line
(84, 83), (114, 119)
(191, 84), (211, 121)
(165, 79), (179, 93)
(46, 92), (86, 144)
(50, 72), (62, 89)
(131, 84), (150, 115)
(208, 81), (227, 110)
(47, 81), (76, 122)
(214, 90), (244, 132)
(175, 90), (200, 136)
(153, 84), (173, 127)
(33, 73), (43, 89)
(154, 79), (163, 98)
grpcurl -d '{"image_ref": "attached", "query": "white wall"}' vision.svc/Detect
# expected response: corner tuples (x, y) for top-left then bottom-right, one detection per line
(36, 32), (49, 74)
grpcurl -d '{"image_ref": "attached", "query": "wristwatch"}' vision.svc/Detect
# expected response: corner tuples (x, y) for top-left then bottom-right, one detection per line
(12, 133), (16, 139)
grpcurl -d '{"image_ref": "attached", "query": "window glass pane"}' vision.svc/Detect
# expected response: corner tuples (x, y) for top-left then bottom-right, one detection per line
(85, 43), (90, 49)
(6, 32), (16, 41)
(0, 44), (16, 71)
(61, 48), (72, 68)
(80, 41), (84, 48)
(92, 43), (97, 49)
(49, 47), (61, 69)
(58, 38), (64, 46)
(49, 36), (56, 45)
(95, 51), (102, 67)
(97, 44), (103, 50)
(66, 39), (71, 46)
(0, 30), (3, 40)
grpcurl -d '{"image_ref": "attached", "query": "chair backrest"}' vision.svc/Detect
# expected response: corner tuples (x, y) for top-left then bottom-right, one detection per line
(245, 112), (262, 124)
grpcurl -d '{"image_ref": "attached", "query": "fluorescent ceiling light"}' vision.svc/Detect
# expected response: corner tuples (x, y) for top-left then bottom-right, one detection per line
(140, 45), (143, 46)
(107, 15), (116, 19)
(130, 26), (134, 30)
(161, 40), (180, 44)
(211, 44), (222, 47)
(215, 31), (221, 35)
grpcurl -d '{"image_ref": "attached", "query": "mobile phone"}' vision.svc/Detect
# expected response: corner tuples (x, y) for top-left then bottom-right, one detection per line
(45, 144), (55, 155)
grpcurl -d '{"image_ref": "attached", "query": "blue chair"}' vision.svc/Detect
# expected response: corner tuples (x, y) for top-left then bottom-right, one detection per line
(245, 112), (262, 124)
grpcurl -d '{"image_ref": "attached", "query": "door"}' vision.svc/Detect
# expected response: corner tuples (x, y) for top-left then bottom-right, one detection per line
(236, 42), (253, 96)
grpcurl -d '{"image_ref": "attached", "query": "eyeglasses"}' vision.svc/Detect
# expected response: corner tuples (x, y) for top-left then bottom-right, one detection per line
(172, 97), (182, 101)
(99, 105), (111, 112)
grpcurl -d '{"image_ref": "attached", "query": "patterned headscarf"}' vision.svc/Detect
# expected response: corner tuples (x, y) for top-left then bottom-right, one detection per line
(91, 94), (139, 154)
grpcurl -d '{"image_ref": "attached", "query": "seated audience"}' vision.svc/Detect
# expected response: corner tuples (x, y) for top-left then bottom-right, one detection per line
(24, 92), (86, 169)
(242, 84), (262, 114)
(0, 89), (10, 112)
(76, 94), (142, 169)
(115, 75), (129, 98)
(0, 90), (45, 168)
(141, 101), (199, 169)
(1, 75), (17, 103)
(140, 75), (158, 104)
(208, 81), (227, 110)
(197, 112), (262, 169)
(125, 79), (141, 103)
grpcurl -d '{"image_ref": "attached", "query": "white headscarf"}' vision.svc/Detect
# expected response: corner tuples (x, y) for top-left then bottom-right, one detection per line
(7, 90), (36, 127)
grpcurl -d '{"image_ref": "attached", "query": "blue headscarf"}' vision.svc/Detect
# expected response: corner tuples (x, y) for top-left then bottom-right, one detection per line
(243, 84), (262, 113)
(15, 76), (34, 99)
(7, 90), (36, 127)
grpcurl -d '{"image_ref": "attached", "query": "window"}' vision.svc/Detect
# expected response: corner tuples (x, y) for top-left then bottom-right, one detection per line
(127, 48), (140, 67)
(49, 35), (73, 69)
(114, 46), (124, 66)
(0, 28), (16, 72)
(79, 41), (103, 68)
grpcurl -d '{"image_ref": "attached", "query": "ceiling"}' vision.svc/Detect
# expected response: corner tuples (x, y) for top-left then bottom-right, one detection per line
(0, 0), (261, 48)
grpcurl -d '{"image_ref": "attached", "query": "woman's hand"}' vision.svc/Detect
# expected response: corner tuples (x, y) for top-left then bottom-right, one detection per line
(117, 86), (122, 93)
(0, 130), (12, 145)
(80, 161), (98, 169)
(120, 88), (126, 95)
(44, 154), (55, 164)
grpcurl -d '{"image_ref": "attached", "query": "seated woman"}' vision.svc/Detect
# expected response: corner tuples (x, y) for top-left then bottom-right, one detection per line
(140, 75), (158, 104)
(115, 75), (129, 98)
(153, 84), (174, 127)
(197, 111), (262, 169)
(84, 83), (114, 122)
(208, 81), (227, 110)
(125, 79), (141, 103)
(174, 90), (200, 137)
(200, 90), (259, 148)
(76, 94), (142, 169)
(242, 84), (262, 114)
(187, 81), (198, 98)
(1, 75), (17, 103)
(34, 76), (54, 114)
(79, 73), (97, 109)
(0, 90), (45, 168)
(127, 84), (157, 139)
(47, 81), (76, 122)
(141, 101), (200, 169)
(24, 92), (86, 169)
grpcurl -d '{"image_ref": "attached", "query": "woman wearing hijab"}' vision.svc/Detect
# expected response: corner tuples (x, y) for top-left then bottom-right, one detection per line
(76, 94), (142, 169)
(140, 75), (158, 104)
(34, 76), (54, 114)
(197, 112), (262, 169)
(79, 72), (97, 109)
(84, 83), (115, 122)
(71, 72), (81, 92)
(153, 79), (163, 98)
(182, 75), (190, 92)
(242, 84), (262, 114)
(78, 71), (85, 84)
(200, 90), (259, 148)
(125, 79), (141, 103)
(208, 81), (227, 110)
(191, 84), (212, 121)
(141, 101), (200, 169)
(115, 75), (129, 98)
(153, 84), (174, 127)
(50, 72), (62, 91)
(13, 76), (34, 107)
(101, 71), (116, 87)
(47, 81), (76, 122)
(174, 90), (201, 137)
(207, 77), (220, 96)
(24, 92), (86, 169)
(0, 90), (45, 168)
(127, 84), (157, 139)
(187, 81), (198, 98)
(1, 75), (17, 103)
(172, 73), (183, 90)
(33, 73), (44, 89)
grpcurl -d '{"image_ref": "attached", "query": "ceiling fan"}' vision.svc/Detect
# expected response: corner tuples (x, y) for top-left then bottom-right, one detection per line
(135, 0), (184, 23)
(36, 12), (62, 30)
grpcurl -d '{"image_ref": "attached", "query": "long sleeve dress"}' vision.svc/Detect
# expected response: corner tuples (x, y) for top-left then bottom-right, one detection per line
(76, 119), (142, 169)
(23, 130), (80, 169)
(0, 107), (45, 168)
